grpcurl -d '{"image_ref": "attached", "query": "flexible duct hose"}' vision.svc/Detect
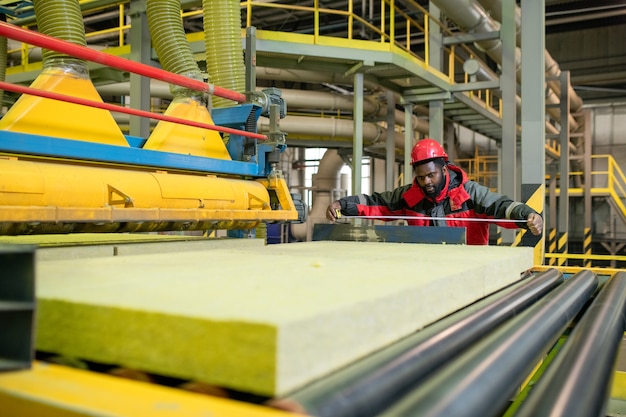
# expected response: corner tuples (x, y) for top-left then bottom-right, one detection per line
(203, 0), (245, 108)
(32, 0), (87, 73)
(146, 0), (204, 97)
(0, 36), (6, 111)
(0, 14), (6, 111)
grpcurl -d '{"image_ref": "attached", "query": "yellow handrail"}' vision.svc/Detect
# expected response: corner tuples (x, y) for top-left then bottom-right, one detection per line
(240, 0), (497, 111)
(6, 1), (501, 120)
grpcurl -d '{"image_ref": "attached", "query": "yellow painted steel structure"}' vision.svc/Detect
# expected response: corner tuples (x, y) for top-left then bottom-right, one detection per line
(0, 68), (128, 146)
(0, 157), (297, 234)
(143, 96), (232, 160)
(0, 362), (293, 417)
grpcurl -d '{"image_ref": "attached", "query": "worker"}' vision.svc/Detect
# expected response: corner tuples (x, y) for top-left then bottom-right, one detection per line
(325, 138), (543, 245)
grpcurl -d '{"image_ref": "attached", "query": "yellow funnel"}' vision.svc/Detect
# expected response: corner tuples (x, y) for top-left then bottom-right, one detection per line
(0, 67), (128, 147)
(144, 96), (231, 160)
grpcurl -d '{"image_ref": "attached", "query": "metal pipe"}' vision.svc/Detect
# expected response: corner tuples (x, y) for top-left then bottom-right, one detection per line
(255, 66), (430, 116)
(290, 149), (345, 241)
(0, 21), (246, 103)
(257, 114), (400, 144)
(272, 269), (564, 417)
(378, 270), (598, 417)
(513, 271), (626, 417)
(432, 0), (579, 130)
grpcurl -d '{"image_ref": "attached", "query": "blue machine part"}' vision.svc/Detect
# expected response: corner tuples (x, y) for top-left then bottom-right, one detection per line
(0, 103), (281, 178)
(214, 103), (285, 177)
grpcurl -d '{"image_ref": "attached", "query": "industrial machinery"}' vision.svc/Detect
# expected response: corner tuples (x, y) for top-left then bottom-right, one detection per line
(0, 20), (302, 236)
(1, 3), (626, 417)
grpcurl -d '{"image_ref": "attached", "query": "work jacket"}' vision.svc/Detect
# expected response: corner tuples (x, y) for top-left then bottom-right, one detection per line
(337, 164), (536, 245)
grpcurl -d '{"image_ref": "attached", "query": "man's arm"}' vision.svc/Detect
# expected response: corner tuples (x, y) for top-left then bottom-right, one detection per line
(325, 185), (412, 223)
(466, 181), (543, 235)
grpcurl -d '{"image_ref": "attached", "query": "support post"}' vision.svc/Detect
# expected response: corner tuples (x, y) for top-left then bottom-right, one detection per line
(500, 0), (518, 245)
(520, 0), (546, 264)
(386, 91), (395, 190)
(353, 72), (364, 196)
(557, 70), (570, 266)
(129, 0), (151, 138)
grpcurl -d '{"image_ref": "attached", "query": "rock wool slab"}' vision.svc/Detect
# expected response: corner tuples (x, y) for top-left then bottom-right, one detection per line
(35, 241), (533, 396)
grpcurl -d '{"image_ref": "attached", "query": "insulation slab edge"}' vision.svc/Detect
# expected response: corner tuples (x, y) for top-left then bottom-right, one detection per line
(34, 241), (533, 396)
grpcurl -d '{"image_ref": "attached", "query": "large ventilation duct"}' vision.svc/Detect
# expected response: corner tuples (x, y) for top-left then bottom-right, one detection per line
(474, 0), (586, 177)
(0, 14), (6, 111)
(203, 0), (245, 109)
(476, 0), (583, 115)
(0, 0), (127, 146)
(143, 0), (231, 160)
(280, 90), (429, 134)
(97, 80), (429, 139)
(146, 0), (203, 96)
(256, 67), (430, 117)
(258, 115), (406, 150)
(0, 34), (6, 111)
(291, 149), (346, 241)
(431, 0), (579, 131)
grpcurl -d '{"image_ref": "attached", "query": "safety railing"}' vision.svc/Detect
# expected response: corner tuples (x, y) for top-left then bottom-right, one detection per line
(455, 153), (499, 190)
(567, 155), (626, 212)
(544, 154), (626, 268)
(83, 3), (129, 48)
(241, 0), (500, 112)
(242, 0), (466, 80)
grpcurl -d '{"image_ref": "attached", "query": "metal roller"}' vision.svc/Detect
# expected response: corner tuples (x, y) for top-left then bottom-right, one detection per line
(273, 269), (564, 417)
(378, 269), (598, 417)
(514, 271), (626, 417)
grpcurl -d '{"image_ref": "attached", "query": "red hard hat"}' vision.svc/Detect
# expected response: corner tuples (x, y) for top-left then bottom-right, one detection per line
(410, 138), (448, 165)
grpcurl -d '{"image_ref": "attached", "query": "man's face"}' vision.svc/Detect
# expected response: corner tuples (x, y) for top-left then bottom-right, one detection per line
(414, 161), (447, 198)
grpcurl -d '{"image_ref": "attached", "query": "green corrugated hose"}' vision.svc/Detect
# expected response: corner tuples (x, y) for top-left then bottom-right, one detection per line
(32, 0), (87, 72)
(146, 0), (204, 97)
(0, 35), (6, 111)
(203, 0), (245, 108)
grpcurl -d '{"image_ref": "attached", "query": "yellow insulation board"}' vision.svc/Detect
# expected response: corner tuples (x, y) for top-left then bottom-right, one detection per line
(35, 241), (533, 396)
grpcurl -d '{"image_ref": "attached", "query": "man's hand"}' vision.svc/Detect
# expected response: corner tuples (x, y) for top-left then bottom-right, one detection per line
(326, 201), (342, 223)
(527, 213), (543, 235)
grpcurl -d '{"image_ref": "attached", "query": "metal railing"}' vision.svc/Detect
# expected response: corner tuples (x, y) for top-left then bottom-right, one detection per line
(240, 0), (487, 87)
(455, 152), (499, 190)
(553, 154), (626, 218)
(459, 152), (626, 267)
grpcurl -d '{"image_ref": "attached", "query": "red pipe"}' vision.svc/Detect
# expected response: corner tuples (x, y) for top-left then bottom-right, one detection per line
(0, 21), (247, 103)
(0, 81), (267, 141)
